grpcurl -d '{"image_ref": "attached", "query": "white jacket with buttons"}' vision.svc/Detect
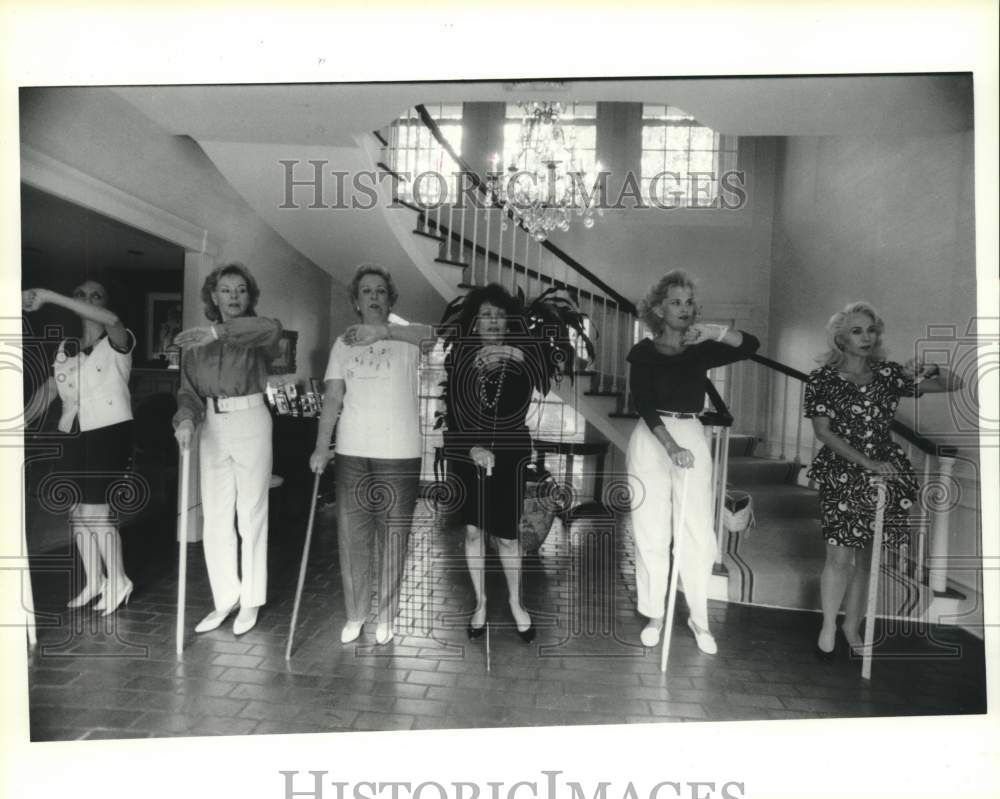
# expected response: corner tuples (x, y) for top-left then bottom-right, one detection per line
(53, 332), (134, 433)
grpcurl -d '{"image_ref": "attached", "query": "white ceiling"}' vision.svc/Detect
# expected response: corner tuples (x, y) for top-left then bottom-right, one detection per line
(114, 74), (973, 145)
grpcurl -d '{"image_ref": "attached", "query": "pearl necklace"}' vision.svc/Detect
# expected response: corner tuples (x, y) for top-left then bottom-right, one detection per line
(477, 358), (508, 411)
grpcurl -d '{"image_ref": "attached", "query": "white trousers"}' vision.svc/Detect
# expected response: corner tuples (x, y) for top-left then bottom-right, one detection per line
(199, 402), (272, 611)
(627, 416), (718, 629)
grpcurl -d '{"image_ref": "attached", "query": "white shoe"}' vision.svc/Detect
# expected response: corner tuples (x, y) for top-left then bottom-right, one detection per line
(233, 606), (259, 636)
(340, 620), (364, 644)
(375, 622), (394, 645)
(640, 621), (663, 648)
(67, 579), (106, 609)
(687, 618), (718, 655)
(194, 601), (238, 634)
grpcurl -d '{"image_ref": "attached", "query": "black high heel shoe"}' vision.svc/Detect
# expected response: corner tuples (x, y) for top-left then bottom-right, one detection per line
(815, 629), (837, 661)
(517, 624), (536, 644)
(468, 605), (486, 640)
(468, 623), (486, 640)
(814, 643), (836, 661)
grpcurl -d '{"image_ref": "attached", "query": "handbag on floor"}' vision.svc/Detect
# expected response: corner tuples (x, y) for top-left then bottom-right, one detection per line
(723, 489), (755, 534)
(518, 470), (569, 554)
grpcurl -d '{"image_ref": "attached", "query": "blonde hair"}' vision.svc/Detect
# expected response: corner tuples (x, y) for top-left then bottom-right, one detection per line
(637, 270), (698, 336)
(819, 301), (886, 368)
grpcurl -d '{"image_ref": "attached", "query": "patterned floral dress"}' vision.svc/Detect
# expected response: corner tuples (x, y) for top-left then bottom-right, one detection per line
(804, 362), (919, 548)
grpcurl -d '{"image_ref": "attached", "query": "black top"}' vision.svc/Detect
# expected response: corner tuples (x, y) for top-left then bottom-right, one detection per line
(627, 332), (760, 432)
(443, 342), (539, 453)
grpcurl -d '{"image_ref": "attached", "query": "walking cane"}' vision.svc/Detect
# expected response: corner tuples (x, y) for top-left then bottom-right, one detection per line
(861, 479), (888, 681)
(285, 470), (323, 660)
(482, 462), (492, 673)
(175, 444), (191, 656)
(660, 470), (691, 674)
(23, 519), (36, 649)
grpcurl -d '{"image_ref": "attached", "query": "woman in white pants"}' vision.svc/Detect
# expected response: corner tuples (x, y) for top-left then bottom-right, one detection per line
(626, 270), (759, 654)
(173, 263), (282, 636)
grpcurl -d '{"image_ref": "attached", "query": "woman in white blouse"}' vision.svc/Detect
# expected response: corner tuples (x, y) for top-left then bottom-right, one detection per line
(23, 281), (136, 615)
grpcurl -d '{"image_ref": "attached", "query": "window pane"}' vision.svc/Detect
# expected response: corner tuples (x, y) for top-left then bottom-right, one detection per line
(665, 106), (695, 121)
(640, 103), (738, 210)
(642, 125), (665, 148)
(688, 127), (716, 151)
(641, 151), (665, 176)
(664, 126), (691, 151)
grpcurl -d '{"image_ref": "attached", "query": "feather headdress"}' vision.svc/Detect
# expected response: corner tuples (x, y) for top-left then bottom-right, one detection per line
(434, 283), (596, 432)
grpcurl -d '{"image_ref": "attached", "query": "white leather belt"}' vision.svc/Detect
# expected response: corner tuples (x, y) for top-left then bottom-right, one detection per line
(211, 393), (264, 413)
(657, 410), (700, 419)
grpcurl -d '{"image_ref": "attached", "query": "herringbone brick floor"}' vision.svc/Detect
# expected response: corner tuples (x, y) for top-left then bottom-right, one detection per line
(24, 499), (986, 740)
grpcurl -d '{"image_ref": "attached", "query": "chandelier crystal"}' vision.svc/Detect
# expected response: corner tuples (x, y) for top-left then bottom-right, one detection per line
(485, 102), (603, 242)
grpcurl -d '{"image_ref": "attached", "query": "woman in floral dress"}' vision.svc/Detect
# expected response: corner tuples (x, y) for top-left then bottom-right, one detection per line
(805, 301), (962, 659)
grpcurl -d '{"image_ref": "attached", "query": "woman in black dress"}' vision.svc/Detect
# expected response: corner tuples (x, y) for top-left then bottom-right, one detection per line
(439, 284), (591, 642)
(806, 301), (963, 658)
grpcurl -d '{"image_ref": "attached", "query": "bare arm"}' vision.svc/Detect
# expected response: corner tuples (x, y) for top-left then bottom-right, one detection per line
(811, 416), (893, 476)
(22, 289), (129, 350)
(309, 379), (346, 473)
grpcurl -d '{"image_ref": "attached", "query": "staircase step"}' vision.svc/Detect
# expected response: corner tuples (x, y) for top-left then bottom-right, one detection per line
(434, 258), (469, 269)
(727, 456), (801, 486)
(413, 229), (445, 242)
(735, 484), (818, 520)
(728, 434), (757, 458)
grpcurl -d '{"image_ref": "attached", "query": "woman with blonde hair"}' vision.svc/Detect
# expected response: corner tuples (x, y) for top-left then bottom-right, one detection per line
(806, 301), (962, 658)
(173, 262), (282, 637)
(626, 270), (759, 654)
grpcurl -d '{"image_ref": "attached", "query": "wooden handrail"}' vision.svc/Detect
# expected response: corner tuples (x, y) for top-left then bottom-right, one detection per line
(751, 354), (952, 457)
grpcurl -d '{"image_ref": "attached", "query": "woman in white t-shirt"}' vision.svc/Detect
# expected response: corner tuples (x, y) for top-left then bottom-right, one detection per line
(309, 265), (423, 646)
(23, 281), (136, 616)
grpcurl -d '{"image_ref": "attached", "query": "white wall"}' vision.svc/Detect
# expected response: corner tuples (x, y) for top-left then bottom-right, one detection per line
(19, 87), (343, 381)
(768, 131), (981, 594)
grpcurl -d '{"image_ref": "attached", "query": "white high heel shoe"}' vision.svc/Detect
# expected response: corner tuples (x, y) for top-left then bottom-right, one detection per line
(194, 601), (239, 634)
(375, 622), (394, 645)
(97, 578), (134, 616)
(640, 619), (664, 647)
(233, 606), (259, 636)
(67, 579), (106, 609)
(340, 620), (364, 644)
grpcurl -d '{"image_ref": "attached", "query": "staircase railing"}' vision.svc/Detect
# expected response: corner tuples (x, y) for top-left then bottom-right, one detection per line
(378, 107), (637, 412)
(375, 105), (965, 604)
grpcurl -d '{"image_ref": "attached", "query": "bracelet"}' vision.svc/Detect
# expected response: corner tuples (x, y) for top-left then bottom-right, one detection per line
(210, 324), (219, 340)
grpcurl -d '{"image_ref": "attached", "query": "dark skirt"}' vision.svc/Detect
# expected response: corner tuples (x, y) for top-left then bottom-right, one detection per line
(449, 446), (532, 540)
(59, 420), (135, 505)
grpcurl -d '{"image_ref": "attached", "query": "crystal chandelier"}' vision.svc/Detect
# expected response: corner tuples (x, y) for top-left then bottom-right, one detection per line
(485, 102), (603, 242)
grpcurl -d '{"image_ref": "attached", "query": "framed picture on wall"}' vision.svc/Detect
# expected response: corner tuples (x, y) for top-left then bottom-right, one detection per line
(269, 329), (298, 375)
(146, 292), (183, 363)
